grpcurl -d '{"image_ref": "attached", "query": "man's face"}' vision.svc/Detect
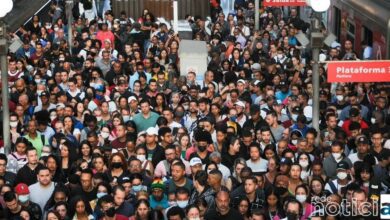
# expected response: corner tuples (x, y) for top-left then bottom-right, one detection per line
(250, 147), (260, 161)
(171, 165), (184, 182)
(114, 190), (125, 206)
(152, 188), (163, 201)
(163, 110), (173, 122)
(27, 150), (38, 165)
(80, 173), (92, 190)
(149, 82), (157, 92)
(371, 133), (383, 147)
(5, 199), (19, 212)
(140, 103), (150, 114)
(326, 116), (337, 129)
(38, 169), (51, 186)
(165, 149), (176, 163)
(216, 193), (230, 213)
(0, 159), (6, 174)
(261, 131), (271, 143)
(286, 203), (300, 218)
(244, 179), (256, 194)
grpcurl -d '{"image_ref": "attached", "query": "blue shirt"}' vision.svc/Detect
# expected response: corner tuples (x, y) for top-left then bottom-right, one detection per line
(149, 194), (169, 209)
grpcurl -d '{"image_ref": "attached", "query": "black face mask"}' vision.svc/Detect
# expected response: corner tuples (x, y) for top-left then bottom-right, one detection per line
(105, 207), (116, 217)
(111, 162), (122, 169)
(198, 145), (207, 152)
(286, 212), (298, 220)
(275, 186), (288, 196)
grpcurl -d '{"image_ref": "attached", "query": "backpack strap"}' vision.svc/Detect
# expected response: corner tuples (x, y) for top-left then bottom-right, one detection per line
(328, 180), (338, 194)
(41, 134), (45, 145)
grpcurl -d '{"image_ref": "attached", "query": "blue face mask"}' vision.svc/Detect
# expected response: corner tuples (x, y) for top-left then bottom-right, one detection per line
(95, 94), (104, 101)
(97, 192), (107, 199)
(230, 116), (237, 122)
(132, 185), (143, 192)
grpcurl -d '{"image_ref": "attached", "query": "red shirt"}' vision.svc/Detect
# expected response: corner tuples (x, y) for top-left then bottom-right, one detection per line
(341, 119), (369, 136)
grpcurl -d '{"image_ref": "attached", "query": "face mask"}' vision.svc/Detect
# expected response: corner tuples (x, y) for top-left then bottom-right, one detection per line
(183, 105), (189, 111)
(123, 115), (130, 123)
(50, 115), (57, 121)
(230, 116), (237, 122)
(291, 114), (298, 121)
(137, 155), (146, 162)
(168, 201), (177, 207)
(101, 132), (109, 139)
(18, 195), (29, 203)
(177, 200), (188, 208)
(296, 195), (307, 203)
(176, 111), (184, 118)
(275, 186), (287, 195)
(337, 171), (348, 180)
(286, 212), (298, 220)
(332, 153), (341, 160)
(59, 57), (65, 61)
(90, 82), (96, 88)
(97, 192), (107, 199)
(96, 116), (102, 121)
(188, 218), (201, 220)
(35, 79), (41, 84)
(41, 152), (50, 157)
(10, 121), (18, 128)
(132, 185), (143, 192)
(277, 54), (284, 60)
(54, 27), (59, 32)
(198, 145), (207, 152)
(299, 160), (309, 168)
(336, 95), (344, 102)
(95, 94), (104, 101)
(111, 162), (122, 169)
(291, 140), (298, 145)
(45, 25), (51, 29)
(363, 182), (369, 187)
(371, 118), (376, 124)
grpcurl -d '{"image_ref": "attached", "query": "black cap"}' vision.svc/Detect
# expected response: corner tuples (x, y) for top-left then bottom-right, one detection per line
(349, 108), (359, 117)
(40, 91), (49, 97)
(118, 176), (131, 184)
(280, 157), (293, 166)
(292, 106), (302, 114)
(356, 135), (369, 145)
(337, 161), (350, 170)
(319, 90), (328, 96)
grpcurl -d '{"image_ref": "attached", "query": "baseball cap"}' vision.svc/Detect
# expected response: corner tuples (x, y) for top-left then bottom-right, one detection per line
(118, 176), (131, 184)
(56, 103), (66, 109)
(128, 96), (137, 103)
(190, 157), (203, 166)
(40, 91), (49, 97)
(237, 79), (246, 84)
(356, 135), (369, 145)
(15, 183), (29, 195)
(337, 161), (350, 170)
(280, 157), (293, 166)
(146, 127), (158, 136)
(251, 63), (261, 71)
(234, 100), (245, 108)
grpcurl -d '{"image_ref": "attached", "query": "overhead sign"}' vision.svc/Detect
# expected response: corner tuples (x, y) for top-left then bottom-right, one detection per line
(263, 0), (306, 7)
(327, 61), (390, 83)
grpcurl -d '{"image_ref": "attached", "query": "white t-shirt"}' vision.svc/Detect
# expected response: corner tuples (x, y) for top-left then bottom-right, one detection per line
(246, 158), (268, 173)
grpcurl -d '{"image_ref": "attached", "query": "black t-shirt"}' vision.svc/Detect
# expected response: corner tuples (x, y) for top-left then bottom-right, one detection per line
(70, 186), (97, 202)
(204, 207), (244, 220)
(4, 208), (22, 220)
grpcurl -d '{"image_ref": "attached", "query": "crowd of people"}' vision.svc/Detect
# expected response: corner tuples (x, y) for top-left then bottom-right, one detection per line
(1, 0), (389, 219)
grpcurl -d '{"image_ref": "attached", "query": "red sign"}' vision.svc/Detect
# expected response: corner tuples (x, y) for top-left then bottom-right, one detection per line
(263, 0), (306, 7)
(327, 61), (390, 83)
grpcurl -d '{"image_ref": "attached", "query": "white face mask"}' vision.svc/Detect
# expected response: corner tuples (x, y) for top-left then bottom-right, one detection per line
(50, 115), (57, 121)
(101, 131), (109, 139)
(277, 54), (284, 59)
(291, 140), (298, 145)
(291, 114), (298, 121)
(337, 171), (348, 180)
(137, 155), (146, 162)
(96, 116), (102, 122)
(371, 118), (376, 124)
(299, 160), (309, 168)
(54, 27), (59, 32)
(168, 201), (177, 207)
(336, 95), (344, 102)
(177, 200), (189, 208)
(41, 152), (50, 157)
(123, 115), (130, 122)
(18, 195), (29, 203)
(363, 182), (369, 187)
(188, 218), (201, 220)
(332, 153), (342, 160)
(10, 121), (18, 128)
(296, 195), (307, 203)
